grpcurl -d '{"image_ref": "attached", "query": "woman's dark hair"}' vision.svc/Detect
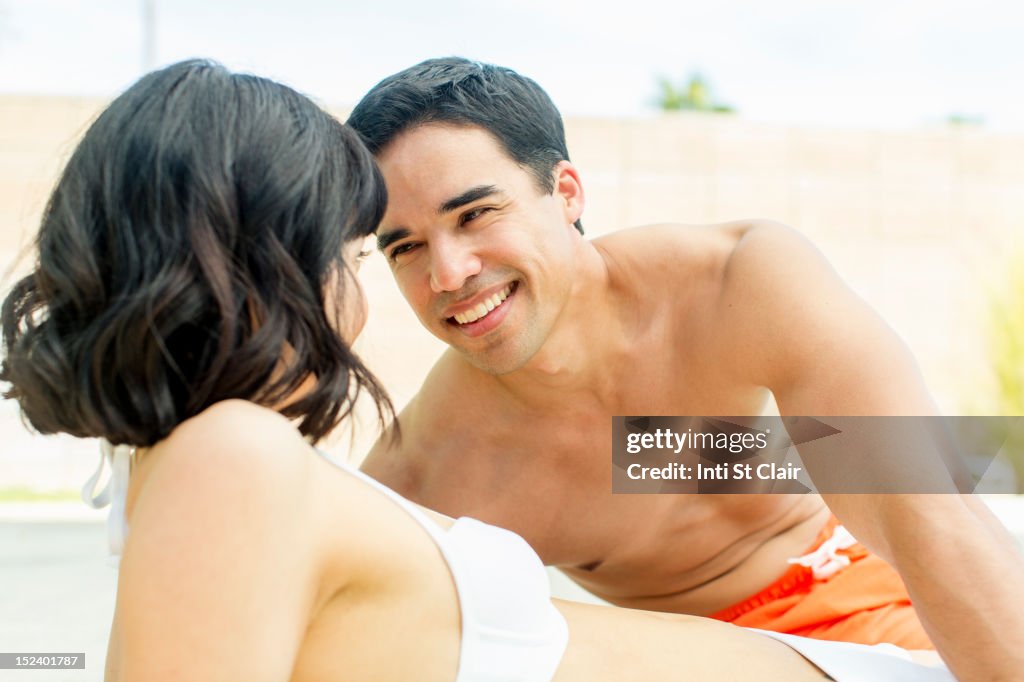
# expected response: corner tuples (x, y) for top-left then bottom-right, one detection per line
(1, 59), (392, 446)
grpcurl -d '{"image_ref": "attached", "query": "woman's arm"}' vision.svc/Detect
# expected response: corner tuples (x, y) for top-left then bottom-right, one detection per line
(108, 401), (328, 681)
(553, 599), (829, 681)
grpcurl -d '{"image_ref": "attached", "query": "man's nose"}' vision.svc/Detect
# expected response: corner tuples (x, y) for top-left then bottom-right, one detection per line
(429, 239), (482, 293)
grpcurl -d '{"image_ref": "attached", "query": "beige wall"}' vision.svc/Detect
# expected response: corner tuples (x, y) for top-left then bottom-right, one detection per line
(1, 96), (1021, 488)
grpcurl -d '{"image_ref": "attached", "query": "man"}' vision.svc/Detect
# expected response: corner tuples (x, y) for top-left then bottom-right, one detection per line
(350, 58), (1024, 681)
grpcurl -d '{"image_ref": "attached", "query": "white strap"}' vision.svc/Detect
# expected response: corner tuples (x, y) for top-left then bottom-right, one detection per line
(81, 439), (133, 562)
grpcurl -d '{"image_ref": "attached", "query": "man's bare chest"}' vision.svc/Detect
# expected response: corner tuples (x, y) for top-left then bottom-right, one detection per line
(415, 377), (773, 564)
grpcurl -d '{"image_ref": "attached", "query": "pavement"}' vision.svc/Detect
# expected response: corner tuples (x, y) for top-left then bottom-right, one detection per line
(1, 521), (115, 682)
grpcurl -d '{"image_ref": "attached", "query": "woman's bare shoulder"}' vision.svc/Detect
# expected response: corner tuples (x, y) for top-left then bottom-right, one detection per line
(113, 401), (331, 680)
(157, 398), (304, 457)
(124, 403), (298, 522)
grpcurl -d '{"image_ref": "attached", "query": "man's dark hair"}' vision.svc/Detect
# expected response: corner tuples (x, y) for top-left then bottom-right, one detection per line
(1, 59), (392, 446)
(348, 57), (583, 234)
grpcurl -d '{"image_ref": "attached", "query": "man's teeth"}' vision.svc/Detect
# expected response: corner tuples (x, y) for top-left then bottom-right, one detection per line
(453, 284), (513, 325)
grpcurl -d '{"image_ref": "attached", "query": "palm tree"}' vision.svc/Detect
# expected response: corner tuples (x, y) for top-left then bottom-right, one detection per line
(654, 73), (734, 113)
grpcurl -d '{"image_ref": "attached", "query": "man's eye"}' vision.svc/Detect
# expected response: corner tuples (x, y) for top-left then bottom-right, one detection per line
(389, 243), (419, 260)
(461, 207), (493, 225)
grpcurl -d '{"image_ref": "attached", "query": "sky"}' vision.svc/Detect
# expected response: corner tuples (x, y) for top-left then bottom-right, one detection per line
(1, 0), (1024, 130)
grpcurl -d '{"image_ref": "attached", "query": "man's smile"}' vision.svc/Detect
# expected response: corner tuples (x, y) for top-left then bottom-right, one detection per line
(444, 281), (519, 336)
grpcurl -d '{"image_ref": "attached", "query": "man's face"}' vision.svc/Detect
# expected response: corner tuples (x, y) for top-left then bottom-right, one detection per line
(375, 123), (582, 375)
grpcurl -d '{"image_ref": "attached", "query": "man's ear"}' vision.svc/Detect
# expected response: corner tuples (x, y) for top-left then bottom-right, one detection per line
(553, 161), (584, 227)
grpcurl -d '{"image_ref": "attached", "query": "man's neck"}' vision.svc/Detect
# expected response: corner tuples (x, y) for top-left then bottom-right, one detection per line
(494, 239), (633, 410)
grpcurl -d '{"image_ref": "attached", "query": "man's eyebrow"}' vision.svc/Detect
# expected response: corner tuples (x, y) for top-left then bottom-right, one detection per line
(376, 186), (501, 251)
(377, 227), (410, 252)
(438, 185), (500, 215)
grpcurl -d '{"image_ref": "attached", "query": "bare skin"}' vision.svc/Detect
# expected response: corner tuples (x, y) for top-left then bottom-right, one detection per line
(366, 261), (831, 616)
(104, 400), (828, 681)
(362, 123), (1024, 681)
(364, 222), (831, 615)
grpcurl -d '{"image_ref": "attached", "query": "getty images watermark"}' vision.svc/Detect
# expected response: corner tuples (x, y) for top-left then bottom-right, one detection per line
(612, 416), (1024, 494)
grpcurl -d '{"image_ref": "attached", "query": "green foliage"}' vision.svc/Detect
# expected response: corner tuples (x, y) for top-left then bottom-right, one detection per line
(988, 258), (1024, 488)
(0, 487), (81, 503)
(947, 114), (985, 127)
(990, 260), (1024, 415)
(654, 73), (734, 114)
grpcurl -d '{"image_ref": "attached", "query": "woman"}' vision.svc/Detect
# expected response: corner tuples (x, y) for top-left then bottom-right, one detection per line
(1, 60), (948, 681)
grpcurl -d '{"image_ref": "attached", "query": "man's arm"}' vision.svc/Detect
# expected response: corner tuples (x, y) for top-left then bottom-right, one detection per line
(716, 221), (1024, 681)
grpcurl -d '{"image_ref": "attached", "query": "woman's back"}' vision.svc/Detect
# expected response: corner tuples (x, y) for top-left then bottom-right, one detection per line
(106, 399), (827, 682)
(106, 400), (462, 681)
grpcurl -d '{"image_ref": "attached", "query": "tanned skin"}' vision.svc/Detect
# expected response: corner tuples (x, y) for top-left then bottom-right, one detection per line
(363, 123), (1024, 682)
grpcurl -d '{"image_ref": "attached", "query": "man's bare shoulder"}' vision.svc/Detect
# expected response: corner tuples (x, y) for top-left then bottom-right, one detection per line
(590, 220), (763, 295)
(712, 218), (872, 344)
(589, 220), (799, 327)
(717, 220), (841, 295)
(593, 219), (835, 297)
(598, 217), (818, 257)
(593, 220), (753, 257)
(707, 220), (921, 401)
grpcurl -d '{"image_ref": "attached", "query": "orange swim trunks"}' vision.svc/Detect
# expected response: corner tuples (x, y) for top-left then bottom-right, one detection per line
(710, 515), (934, 649)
